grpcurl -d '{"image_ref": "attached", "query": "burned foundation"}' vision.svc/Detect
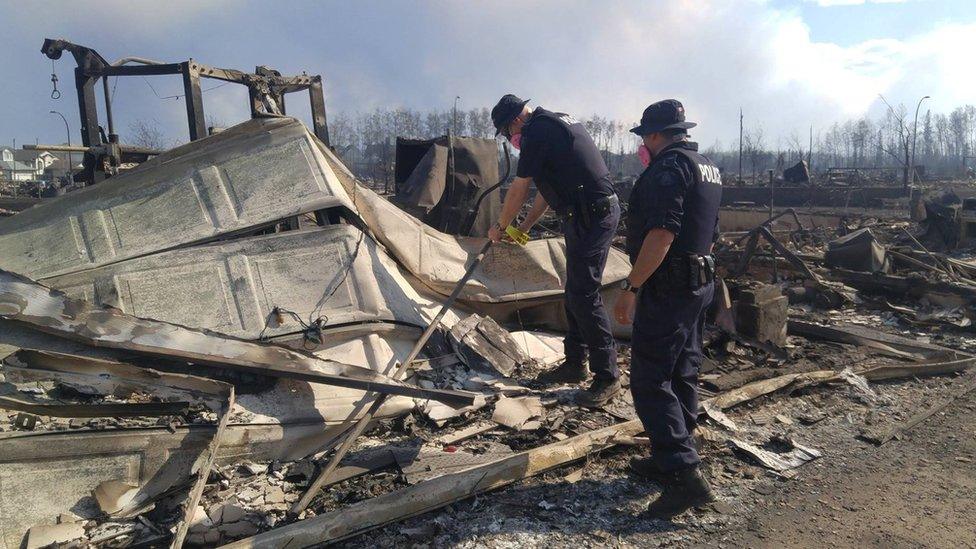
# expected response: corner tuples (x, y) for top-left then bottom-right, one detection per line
(1, 41), (975, 549)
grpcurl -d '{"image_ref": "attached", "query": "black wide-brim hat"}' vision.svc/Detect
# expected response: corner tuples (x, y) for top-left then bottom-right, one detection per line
(492, 94), (530, 135)
(630, 99), (697, 135)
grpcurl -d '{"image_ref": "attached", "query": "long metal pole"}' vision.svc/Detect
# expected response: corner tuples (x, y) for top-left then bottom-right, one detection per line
(769, 169), (777, 282)
(292, 241), (493, 514)
(808, 125), (813, 171)
(49, 111), (72, 180)
(738, 108), (743, 183)
(453, 96), (460, 136)
(102, 77), (116, 142)
(911, 95), (930, 186)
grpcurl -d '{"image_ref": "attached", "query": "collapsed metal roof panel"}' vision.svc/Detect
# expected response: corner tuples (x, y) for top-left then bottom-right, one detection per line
(39, 225), (427, 340)
(0, 118), (352, 280)
(0, 269), (479, 408)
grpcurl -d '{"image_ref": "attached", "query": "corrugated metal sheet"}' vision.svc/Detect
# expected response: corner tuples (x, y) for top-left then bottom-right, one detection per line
(41, 225), (427, 340)
(0, 118), (352, 279)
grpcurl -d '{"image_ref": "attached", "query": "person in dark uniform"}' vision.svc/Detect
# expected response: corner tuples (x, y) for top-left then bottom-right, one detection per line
(488, 94), (621, 407)
(613, 99), (722, 517)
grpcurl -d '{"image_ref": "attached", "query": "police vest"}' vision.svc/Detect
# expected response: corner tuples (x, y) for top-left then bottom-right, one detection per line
(630, 143), (722, 257)
(522, 109), (584, 215)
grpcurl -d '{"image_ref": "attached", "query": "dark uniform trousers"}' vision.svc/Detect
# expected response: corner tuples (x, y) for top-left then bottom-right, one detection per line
(561, 199), (621, 381)
(630, 279), (714, 471)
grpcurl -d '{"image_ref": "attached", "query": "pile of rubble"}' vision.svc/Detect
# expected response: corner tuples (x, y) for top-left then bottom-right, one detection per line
(2, 116), (975, 548)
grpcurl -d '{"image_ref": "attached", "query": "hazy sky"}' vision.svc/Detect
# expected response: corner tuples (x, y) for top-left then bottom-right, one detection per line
(2, 0), (974, 150)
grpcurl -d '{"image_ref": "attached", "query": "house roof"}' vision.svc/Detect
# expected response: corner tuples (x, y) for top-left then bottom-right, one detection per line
(1, 148), (56, 163)
(0, 159), (35, 172)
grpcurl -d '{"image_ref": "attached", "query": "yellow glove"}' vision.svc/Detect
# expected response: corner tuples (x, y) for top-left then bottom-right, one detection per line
(504, 225), (530, 246)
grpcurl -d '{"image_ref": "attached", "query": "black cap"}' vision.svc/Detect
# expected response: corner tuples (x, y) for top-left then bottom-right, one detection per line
(491, 94), (530, 135)
(630, 99), (696, 135)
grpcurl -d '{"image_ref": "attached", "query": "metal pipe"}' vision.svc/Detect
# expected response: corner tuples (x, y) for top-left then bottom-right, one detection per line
(453, 95), (460, 135)
(48, 111), (72, 179)
(911, 95), (931, 186)
(738, 108), (743, 183)
(110, 56), (166, 67)
(24, 143), (163, 155)
(292, 241), (494, 514)
(769, 169), (777, 282)
(102, 77), (116, 141)
(461, 141), (511, 235)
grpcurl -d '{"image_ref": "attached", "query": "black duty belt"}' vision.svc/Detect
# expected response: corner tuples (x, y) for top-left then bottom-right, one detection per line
(646, 253), (716, 295)
(560, 193), (618, 223)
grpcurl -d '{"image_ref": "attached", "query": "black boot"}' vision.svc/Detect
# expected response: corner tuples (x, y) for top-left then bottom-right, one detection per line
(629, 456), (668, 483)
(575, 377), (621, 407)
(645, 466), (714, 519)
(536, 361), (588, 385)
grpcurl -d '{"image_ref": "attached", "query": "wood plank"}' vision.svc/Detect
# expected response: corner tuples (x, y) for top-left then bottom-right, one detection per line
(861, 375), (976, 445)
(0, 391), (189, 417)
(220, 420), (642, 548)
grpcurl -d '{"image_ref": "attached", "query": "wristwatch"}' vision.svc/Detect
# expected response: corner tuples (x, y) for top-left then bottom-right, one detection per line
(621, 279), (640, 293)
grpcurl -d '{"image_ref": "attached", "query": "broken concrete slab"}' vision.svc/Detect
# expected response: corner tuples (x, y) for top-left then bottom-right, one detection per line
(509, 330), (565, 367)
(187, 505), (214, 532)
(24, 522), (86, 549)
(735, 283), (788, 346)
(210, 503), (248, 525)
(491, 395), (546, 430)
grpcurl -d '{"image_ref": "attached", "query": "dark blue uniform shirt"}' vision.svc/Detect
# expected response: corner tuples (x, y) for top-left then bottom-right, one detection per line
(516, 107), (614, 215)
(626, 141), (722, 263)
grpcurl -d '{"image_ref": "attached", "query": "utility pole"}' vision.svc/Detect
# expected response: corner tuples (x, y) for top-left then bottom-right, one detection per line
(452, 96), (460, 136)
(738, 108), (743, 183)
(50, 110), (73, 181)
(769, 169), (776, 282)
(808, 125), (813, 170)
(911, 95), (931, 186)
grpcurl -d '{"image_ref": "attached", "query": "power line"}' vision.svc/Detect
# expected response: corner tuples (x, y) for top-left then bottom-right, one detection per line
(142, 78), (228, 100)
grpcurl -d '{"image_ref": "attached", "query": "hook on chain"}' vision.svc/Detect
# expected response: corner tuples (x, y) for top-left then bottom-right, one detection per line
(50, 59), (60, 100)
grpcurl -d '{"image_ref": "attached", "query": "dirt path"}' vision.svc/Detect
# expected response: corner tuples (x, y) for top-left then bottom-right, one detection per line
(719, 388), (976, 548)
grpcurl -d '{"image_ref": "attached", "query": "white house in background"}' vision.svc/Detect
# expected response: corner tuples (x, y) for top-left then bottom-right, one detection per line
(0, 148), (60, 181)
